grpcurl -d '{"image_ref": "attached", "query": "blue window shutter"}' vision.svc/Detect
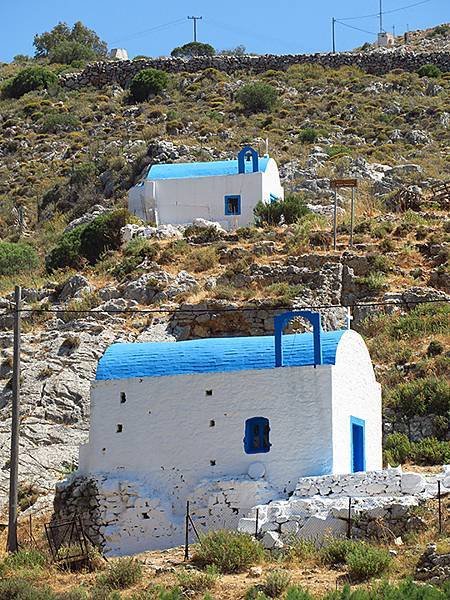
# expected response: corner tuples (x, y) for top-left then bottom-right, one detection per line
(244, 417), (270, 454)
(224, 195), (241, 216)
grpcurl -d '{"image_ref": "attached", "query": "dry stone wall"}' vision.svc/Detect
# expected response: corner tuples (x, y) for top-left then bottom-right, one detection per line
(59, 51), (450, 90)
(239, 467), (450, 548)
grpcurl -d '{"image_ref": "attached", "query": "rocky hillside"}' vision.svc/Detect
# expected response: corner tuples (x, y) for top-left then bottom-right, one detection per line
(0, 25), (449, 516)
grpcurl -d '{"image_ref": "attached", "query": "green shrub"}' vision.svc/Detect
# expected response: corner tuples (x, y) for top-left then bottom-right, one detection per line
(383, 433), (412, 466)
(427, 340), (444, 357)
(356, 272), (388, 293)
(49, 40), (96, 64)
(130, 68), (169, 102)
(236, 82), (278, 113)
(0, 241), (39, 276)
(176, 566), (218, 593)
(417, 64), (442, 78)
(193, 530), (264, 573)
(389, 377), (450, 420)
(345, 543), (391, 581)
(40, 113), (80, 133)
(261, 569), (292, 597)
(184, 225), (223, 243)
(299, 128), (319, 143)
(254, 195), (310, 226)
(245, 589), (271, 600)
(411, 437), (450, 465)
(0, 577), (56, 600)
(46, 209), (131, 271)
(320, 539), (358, 566)
(96, 557), (142, 590)
(3, 66), (58, 98)
(2, 549), (47, 572)
(183, 246), (218, 272)
(171, 42), (215, 58)
(284, 589), (315, 600)
(282, 538), (316, 563)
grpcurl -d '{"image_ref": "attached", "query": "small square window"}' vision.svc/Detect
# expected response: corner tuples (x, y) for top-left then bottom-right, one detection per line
(225, 195), (241, 216)
(116, 424), (123, 433)
(210, 460), (216, 466)
(209, 420), (215, 427)
(120, 392), (126, 404)
(205, 390), (213, 396)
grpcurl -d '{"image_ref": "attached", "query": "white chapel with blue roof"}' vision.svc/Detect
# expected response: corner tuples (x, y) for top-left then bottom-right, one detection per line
(128, 145), (284, 228)
(76, 311), (382, 555)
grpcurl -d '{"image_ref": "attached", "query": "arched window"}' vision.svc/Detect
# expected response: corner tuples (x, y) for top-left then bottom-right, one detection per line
(244, 417), (270, 454)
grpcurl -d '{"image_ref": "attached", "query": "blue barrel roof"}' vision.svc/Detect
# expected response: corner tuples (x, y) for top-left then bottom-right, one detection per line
(147, 157), (270, 180)
(95, 330), (347, 381)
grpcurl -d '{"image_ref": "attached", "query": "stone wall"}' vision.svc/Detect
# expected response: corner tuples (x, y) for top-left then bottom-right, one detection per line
(53, 472), (278, 556)
(59, 51), (450, 90)
(238, 467), (450, 548)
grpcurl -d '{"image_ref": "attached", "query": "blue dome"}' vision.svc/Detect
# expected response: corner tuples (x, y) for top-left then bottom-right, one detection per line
(95, 330), (346, 381)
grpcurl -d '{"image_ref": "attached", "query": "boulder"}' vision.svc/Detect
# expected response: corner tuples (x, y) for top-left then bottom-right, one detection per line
(262, 531), (283, 549)
(59, 275), (91, 302)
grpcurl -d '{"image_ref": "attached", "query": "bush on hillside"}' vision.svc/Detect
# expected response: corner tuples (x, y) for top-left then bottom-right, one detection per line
(345, 543), (391, 581)
(254, 195), (310, 226)
(129, 68), (169, 102)
(0, 241), (39, 276)
(389, 377), (450, 421)
(96, 557), (142, 590)
(383, 433), (412, 466)
(49, 40), (96, 64)
(34, 21), (107, 58)
(384, 432), (450, 466)
(0, 578), (55, 600)
(3, 66), (58, 99)
(417, 64), (442, 78)
(236, 82), (278, 113)
(261, 569), (292, 597)
(193, 530), (264, 573)
(299, 128), (319, 143)
(39, 113), (80, 133)
(171, 42), (215, 58)
(46, 209), (131, 271)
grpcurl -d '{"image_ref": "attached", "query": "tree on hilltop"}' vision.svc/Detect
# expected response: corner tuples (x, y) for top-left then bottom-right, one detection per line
(171, 41), (215, 58)
(34, 21), (107, 60)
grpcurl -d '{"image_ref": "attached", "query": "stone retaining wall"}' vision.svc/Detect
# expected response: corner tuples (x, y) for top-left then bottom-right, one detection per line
(59, 50), (450, 90)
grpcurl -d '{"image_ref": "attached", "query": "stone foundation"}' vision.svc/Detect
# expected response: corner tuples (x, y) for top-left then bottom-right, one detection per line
(53, 473), (279, 556)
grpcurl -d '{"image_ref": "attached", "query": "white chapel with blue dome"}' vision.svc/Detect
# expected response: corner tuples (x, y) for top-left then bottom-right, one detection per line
(76, 312), (382, 555)
(128, 145), (284, 229)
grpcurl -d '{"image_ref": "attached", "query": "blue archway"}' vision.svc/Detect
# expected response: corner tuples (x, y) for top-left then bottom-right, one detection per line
(238, 146), (259, 174)
(274, 311), (323, 367)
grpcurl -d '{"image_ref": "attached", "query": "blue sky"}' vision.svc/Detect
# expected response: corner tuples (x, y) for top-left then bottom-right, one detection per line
(1, 0), (448, 62)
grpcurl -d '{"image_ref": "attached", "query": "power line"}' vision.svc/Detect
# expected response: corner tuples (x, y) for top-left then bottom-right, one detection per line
(336, 0), (433, 21)
(0, 297), (447, 316)
(335, 21), (378, 36)
(109, 18), (186, 45)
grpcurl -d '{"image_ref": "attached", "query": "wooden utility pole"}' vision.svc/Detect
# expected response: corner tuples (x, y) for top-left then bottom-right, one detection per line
(332, 18), (336, 53)
(187, 16), (202, 42)
(7, 285), (21, 553)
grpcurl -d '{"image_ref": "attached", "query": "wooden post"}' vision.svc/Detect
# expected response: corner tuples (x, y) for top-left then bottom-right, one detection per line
(7, 285), (22, 553)
(347, 497), (352, 539)
(350, 187), (355, 248)
(184, 500), (190, 560)
(438, 480), (442, 534)
(333, 188), (338, 251)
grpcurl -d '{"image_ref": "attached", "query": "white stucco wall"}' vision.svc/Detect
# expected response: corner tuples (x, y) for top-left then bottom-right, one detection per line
(127, 158), (284, 228)
(80, 365), (334, 499)
(331, 330), (383, 473)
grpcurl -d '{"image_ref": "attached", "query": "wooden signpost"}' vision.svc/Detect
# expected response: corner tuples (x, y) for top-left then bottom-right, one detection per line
(330, 179), (358, 250)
